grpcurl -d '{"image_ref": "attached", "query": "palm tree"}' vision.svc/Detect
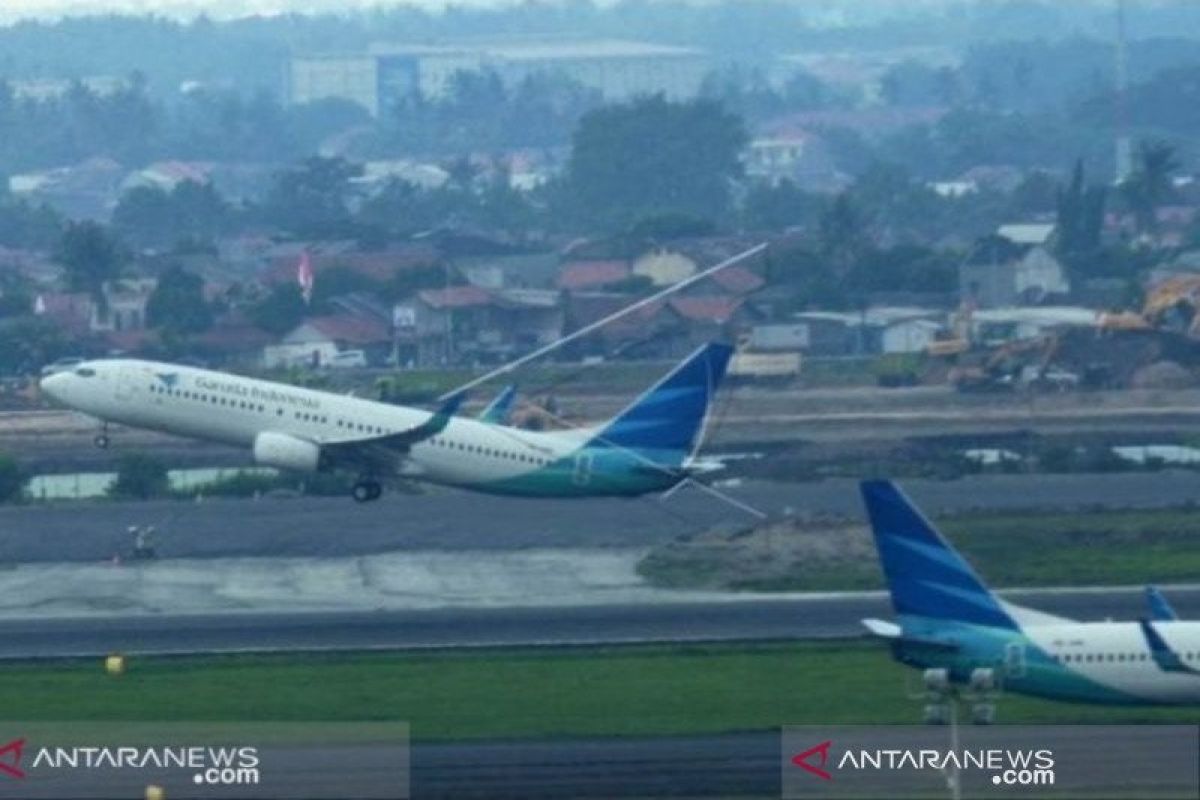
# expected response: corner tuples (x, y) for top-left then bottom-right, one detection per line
(1121, 140), (1180, 234)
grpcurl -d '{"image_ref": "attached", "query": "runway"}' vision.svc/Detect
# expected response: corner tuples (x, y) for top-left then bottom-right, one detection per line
(1, 585), (1197, 659)
(5, 472), (1200, 564)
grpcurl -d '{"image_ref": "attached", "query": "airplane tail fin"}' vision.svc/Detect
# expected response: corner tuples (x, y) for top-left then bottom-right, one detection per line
(860, 480), (1020, 631)
(588, 342), (734, 464)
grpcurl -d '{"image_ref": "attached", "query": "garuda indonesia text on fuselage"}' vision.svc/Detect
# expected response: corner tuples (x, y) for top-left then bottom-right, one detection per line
(39, 343), (733, 503)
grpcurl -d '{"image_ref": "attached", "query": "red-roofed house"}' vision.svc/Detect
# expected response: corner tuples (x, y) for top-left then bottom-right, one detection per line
(564, 292), (758, 359)
(193, 312), (275, 366)
(409, 286), (563, 366)
(36, 292), (94, 336)
(703, 265), (766, 295)
(263, 243), (441, 286)
(558, 260), (631, 291)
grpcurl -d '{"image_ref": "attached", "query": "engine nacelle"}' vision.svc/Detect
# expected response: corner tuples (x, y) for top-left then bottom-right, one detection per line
(253, 431), (323, 473)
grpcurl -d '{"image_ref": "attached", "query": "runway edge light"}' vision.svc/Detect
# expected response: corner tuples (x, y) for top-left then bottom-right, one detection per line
(104, 652), (126, 676)
(145, 784), (165, 800)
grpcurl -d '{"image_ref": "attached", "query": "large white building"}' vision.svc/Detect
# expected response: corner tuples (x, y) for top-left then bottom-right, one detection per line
(289, 39), (710, 116)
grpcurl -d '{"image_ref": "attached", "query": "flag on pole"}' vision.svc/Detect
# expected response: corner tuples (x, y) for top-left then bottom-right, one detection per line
(297, 250), (314, 305)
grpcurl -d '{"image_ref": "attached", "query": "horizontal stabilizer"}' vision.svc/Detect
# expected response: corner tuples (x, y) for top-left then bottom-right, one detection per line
(861, 618), (960, 651)
(862, 618), (902, 638)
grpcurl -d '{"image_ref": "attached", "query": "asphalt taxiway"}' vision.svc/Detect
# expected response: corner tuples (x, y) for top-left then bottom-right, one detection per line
(0, 585), (1196, 659)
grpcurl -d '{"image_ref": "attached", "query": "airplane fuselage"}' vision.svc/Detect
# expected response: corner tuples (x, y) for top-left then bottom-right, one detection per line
(41, 359), (683, 498)
(894, 617), (1200, 705)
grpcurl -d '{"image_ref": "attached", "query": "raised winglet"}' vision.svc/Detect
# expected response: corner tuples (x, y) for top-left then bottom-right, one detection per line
(478, 384), (517, 425)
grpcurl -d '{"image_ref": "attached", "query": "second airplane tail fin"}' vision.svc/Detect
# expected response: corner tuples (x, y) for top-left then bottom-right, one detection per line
(860, 480), (1020, 631)
(588, 342), (734, 465)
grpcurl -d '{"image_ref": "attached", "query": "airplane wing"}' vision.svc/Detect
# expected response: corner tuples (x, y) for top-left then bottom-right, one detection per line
(319, 391), (466, 473)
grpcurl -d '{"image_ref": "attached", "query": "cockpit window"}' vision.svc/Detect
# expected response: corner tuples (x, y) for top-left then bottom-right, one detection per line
(74, 367), (96, 377)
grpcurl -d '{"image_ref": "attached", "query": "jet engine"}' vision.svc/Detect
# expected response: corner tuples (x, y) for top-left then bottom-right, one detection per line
(253, 431), (323, 473)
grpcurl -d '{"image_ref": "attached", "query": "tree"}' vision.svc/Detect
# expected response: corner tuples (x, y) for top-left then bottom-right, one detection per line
(742, 179), (817, 232)
(817, 193), (869, 274)
(628, 212), (715, 240)
(1055, 160), (1106, 270)
(563, 96), (746, 230)
(107, 453), (169, 500)
(113, 181), (234, 247)
(146, 265), (213, 335)
(1121, 141), (1180, 234)
(0, 453), (25, 504)
(56, 221), (124, 305)
(249, 283), (307, 335)
(261, 157), (363, 237)
(0, 316), (70, 375)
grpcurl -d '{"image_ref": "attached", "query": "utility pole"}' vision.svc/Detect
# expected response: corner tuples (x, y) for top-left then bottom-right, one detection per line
(1114, 0), (1133, 184)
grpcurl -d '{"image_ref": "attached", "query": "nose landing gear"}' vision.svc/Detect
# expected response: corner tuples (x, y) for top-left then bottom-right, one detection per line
(93, 423), (111, 449)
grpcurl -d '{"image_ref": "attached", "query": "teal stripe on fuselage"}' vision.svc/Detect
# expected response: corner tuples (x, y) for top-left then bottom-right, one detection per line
(477, 446), (683, 498)
(895, 617), (1147, 705)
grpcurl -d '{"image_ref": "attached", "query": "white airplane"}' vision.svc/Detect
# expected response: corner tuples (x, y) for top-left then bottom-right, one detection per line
(39, 343), (733, 503)
(861, 480), (1200, 705)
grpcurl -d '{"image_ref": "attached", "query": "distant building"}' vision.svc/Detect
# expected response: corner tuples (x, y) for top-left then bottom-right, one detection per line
(9, 76), (129, 102)
(289, 54), (386, 116)
(628, 239), (767, 291)
(564, 292), (759, 360)
(458, 253), (562, 291)
(265, 314), (393, 368)
(959, 224), (1069, 308)
(290, 39), (709, 115)
(93, 279), (157, 334)
(9, 157), (126, 220)
(410, 285), (563, 366)
(558, 260), (631, 291)
(788, 308), (945, 356)
(121, 161), (213, 193)
(744, 131), (841, 189)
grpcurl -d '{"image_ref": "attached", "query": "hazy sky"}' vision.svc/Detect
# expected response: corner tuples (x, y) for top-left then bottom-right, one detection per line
(0, 0), (978, 26)
(0, 0), (524, 24)
(0, 0), (584, 22)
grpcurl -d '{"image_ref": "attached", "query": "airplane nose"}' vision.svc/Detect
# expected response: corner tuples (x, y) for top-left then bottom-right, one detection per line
(39, 372), (68, 401)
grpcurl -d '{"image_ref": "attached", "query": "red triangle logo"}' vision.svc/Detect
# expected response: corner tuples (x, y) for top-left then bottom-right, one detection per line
(0, 738), (25, 780)
(791, 739), (832, 781)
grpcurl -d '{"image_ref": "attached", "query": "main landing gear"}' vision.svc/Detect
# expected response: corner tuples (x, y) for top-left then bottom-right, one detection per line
(352, 479), (383, 503)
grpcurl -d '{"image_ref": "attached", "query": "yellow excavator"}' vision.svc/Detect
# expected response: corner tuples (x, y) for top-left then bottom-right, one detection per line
(1098, 275), (1200, 337)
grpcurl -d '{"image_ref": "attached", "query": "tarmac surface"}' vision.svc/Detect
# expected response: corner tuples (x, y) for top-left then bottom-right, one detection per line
(1, 585), (1197, 659)
(4, 473), (1200, 564)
